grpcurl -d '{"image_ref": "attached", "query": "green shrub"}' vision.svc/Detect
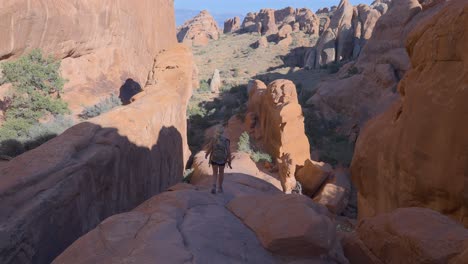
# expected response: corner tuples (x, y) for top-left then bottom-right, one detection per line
(199, 79), (211, 93)
(0, 115), (74, 157)
(187, 103), (207, 118)
(183, 168), (194, 183)
(237, 132), (272, 163)
(79, 93), (122, 120)
(238, 132), (252, 153)
(0, 49), (69, 140)
(251, 151), (272, 163)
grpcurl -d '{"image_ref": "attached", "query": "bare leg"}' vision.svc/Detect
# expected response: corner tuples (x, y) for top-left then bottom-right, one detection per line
(217, 166), (225, 192)
(211, 165), (219, 193)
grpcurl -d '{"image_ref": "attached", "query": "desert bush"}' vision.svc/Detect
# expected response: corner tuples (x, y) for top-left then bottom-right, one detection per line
(183, 168), (194, 183)
(187, 103), (207, 118)
(79, 93), (122, 120)
(251, 151), (272, 163)
(237, 132), (272, 163)
(0, 49), (69, 138)
(199, 79), (211, 93)
(24, 115), (75, 150)
(237, 132), (252, 153)
(0, 115), (74, 157)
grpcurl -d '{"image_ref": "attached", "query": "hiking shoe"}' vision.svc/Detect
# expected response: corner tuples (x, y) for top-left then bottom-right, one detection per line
(217, 187), (224, 194)
(211, 185), (216, 194)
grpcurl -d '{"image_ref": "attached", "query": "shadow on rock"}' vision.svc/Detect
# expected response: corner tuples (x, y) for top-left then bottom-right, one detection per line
(0, 122), (184, 264)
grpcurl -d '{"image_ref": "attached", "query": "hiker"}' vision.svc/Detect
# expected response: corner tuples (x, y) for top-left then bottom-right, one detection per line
(205, 127), (232, 194)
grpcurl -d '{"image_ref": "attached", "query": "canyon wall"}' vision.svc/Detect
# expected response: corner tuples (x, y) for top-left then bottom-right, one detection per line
(351, 0), (468, 227)
(0, 0), (176, 114)
(0, 43), (193, 264)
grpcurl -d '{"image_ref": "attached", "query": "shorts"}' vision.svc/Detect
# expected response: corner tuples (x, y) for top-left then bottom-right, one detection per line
(210, 160), (226, 167)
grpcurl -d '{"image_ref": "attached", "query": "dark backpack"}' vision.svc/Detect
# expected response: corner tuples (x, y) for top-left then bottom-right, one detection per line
(211, 137), (229, 164)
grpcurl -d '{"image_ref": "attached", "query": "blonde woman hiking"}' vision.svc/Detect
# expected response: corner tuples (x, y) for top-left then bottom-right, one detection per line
(205, 127), (232, 194)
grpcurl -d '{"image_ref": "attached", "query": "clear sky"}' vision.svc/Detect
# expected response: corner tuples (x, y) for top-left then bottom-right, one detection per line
(175, 0), (375, 14)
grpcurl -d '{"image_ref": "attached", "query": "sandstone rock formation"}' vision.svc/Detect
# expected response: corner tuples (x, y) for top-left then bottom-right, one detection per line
(55, 157), (348, 263)
(0, 45), (194, 263)
(257, 9), (279, 36)
(223, 16), (241, 33)
(241, 7), (319, 37)
(307, 0), (447, 134)
(295, 159), (332, 196)
(241, 12), (259, 33)
(274, 7), (296, 25)
(277, 24), (293, 39)
(352, 4), (382, 58)
(351, 0), (468, 227)
(252, 36), (269, 49)
(357, 208), (468, 263)
(295, 8), (321, 35)
(317, 8), (330, 15)
(313, 168), (351, 215)
(54, 183), (278, 264)
(227, 194), (348, 263)
(246, 80), (310, 192)
(0, 0), (176, 115)
(177, 10), (220, 46)
(192, 62), (200, 90)
(209, 69), (221, 93)
(312, 0), (384, 68)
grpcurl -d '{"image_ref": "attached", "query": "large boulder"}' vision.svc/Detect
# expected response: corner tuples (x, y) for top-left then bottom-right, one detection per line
(314, 28), (337, 67)
(295, 159), (332, 197)
(313, 168), (352, 215)
(351, 5), (382, 58)
(246, 80), (310, 193)
(227, 194), (348, 263)
(274, 7), (296, 25)
(241, 12), (259, 33)
(0, 0), (176, 115)
(314, 0), (354, 68)
(223, 16), (241, 34)
(351, 0), (468, 226)
(257, 9), (278, 36)
(0, 45), (194, 264)
(295, 8), (320, 35)
(357, 208), (468, 263)
(177, 10), (220, 46)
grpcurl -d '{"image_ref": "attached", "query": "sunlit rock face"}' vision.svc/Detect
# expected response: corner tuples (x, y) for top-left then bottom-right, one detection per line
(0, 0), (176, 115)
